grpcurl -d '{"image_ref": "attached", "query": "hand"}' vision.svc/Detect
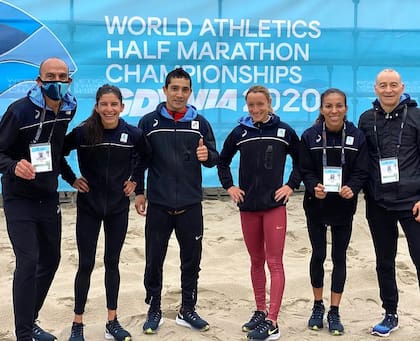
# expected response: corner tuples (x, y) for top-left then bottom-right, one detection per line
(196, 138), (208, 162)
(14, 159), (35, 180)
(314, 183), (327, 199)
(339, 185), (354, 199)
(135, 194), (147, 216)
(412, 201), (420, 223)
(274, 184), (293, 204)
(72, 177), (89, 193)
(123, 180), (137, 196)
(227, 186), (245, 204)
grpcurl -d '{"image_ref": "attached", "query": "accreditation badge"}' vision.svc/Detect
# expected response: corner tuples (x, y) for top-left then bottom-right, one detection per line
(323, 166), (342, 192)
(379, 157), (399, 184)
(29, 143), (52, 172)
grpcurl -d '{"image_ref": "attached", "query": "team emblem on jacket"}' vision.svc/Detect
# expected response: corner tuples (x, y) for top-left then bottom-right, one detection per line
(153, 119), (159, 127)
(191, 120), (199, 130)
(277, 128), (285, 138)
(120, 133), (128, 143)
(242, 130), (247, 137)
(35, 110), (41, 119)
(316, 134), (322, 143)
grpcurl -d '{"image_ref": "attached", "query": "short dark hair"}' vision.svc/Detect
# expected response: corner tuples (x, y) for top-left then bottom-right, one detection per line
(164, 68), (192, 88)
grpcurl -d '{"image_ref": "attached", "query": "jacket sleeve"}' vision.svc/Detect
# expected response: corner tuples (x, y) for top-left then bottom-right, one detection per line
(0, 109), (20, 175)
(285, 128), (302, 189)
(299, 132), (321, 196)
(217, 129), (238, 189)
(201, 119), (219, 168)
(60, 129), (78, 186)
(133, 132), (151, 195)
(344, 135), (369, 195)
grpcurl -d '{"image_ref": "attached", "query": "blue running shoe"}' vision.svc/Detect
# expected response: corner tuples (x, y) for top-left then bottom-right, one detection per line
(32, 322), (57, 341)
(308, 303), (325, 330)
(176, 310), (209, 331)
(327, 310), (344, 335)
(247, 320), (280, 340)
(242, 310), (267, 332)
(68, 322), (84, 341)
(105, 317), (131, 341)
(143, 309), (163, 334)
(372, 313), (398, 337)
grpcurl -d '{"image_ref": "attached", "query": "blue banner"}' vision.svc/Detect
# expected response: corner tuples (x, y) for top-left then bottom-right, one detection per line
(1, 0), (420, 190)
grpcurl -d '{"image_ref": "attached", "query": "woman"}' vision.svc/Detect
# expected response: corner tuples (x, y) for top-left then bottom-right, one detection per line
(61, 84), (148, 341)
(300, 88), (368, 335)
(217, 85), (301, 340)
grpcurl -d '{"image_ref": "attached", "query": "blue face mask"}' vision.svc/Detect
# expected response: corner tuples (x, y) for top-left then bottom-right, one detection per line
(40, 81), (69, 100)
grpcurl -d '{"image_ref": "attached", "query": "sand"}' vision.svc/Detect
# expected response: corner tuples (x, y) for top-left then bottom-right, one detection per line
(1, 191), (419, 340)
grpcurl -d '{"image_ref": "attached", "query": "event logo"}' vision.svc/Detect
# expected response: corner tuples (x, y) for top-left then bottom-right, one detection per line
(0, 1), (77, 103)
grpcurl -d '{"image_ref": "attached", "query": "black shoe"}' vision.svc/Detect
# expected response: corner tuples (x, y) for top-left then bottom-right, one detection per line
(242, 310), (267, 332)
(246, 320), (280, 340)
(175, 310), (209, 331)
(68, 322), (84, 341)
(308, 303), (325, 330)
(143, 309), (163, 334)
(327, 310), (344, 335)
(32, 323), (57, 341)
(105, 317), (131, 341)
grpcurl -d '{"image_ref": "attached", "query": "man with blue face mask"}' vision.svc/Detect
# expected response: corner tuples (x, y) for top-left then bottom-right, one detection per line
(0, 57), (77, 341)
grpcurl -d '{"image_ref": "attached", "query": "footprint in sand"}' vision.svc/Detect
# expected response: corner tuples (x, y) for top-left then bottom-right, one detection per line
(397, 260), (417, 285)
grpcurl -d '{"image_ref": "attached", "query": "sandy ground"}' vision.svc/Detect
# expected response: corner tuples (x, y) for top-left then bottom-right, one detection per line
(1, 191), (419, 340)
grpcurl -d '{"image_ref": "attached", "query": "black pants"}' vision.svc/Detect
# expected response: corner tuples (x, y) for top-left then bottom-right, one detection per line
(73, 206), (129, 314)
(144, 203), (203, 311)
(366, 199), (420, 313)
(307, 218), (352, 293)
(4, 194), (61, 341)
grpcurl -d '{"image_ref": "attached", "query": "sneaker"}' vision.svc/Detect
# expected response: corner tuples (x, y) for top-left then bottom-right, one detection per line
(32, 323), (57, 341)
(105, 317), (131, 341)
(242, 310), (267, 332)
(175, 310), (210, 331)
(371, 313), (399, 337)
(327, 310), (344, 335)
(247, 320), (280, 340)
(308, 303), (325, 330)
(143, 309), (163, 334)
(68, 322), (84, 341)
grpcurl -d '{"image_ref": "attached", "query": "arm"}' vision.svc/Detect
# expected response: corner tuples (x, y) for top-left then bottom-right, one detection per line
(299, 132), (322, 196)
(200, 118), (219, 168)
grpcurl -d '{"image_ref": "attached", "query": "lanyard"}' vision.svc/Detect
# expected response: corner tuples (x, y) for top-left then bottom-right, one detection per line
(322, 121), (346, 167)
(373, 105), (407, 159)
(32, 106), (58, 144)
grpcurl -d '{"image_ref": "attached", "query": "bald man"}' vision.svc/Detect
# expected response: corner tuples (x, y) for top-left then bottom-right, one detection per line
(358, 68), (420, 337)
(0, 57), (77, 341)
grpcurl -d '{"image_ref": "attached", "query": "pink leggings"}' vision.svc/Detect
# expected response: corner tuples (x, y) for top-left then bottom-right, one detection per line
(240, 206), (287, 322)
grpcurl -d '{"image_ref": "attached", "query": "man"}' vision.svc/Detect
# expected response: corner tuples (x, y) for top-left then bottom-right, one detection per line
(358, 68), (420, 337)
(0, 58), (77, 341)
(135, 68), (218, 335)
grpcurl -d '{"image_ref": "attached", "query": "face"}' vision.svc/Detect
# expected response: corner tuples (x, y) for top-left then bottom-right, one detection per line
(246, 91), (271, 123)
(163, 77), (192, 112)
(320, 93), (347, 132)
(374, 70), (404, 112)
(95, 92), (124, 129)
(37, 58), (71, 84)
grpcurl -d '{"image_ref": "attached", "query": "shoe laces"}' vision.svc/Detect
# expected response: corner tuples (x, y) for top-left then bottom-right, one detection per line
(71, 323), (83, 337)
(108, 318), (124, 333)
(328, 311), (341, 325)
(184, 310), (200, 321)
(311, 304), (324, 320)
(250, 311), (266, 323)
(382, 314), (398, 328)
(254, 320), (273, 333)
(147, 310), (161, 322)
